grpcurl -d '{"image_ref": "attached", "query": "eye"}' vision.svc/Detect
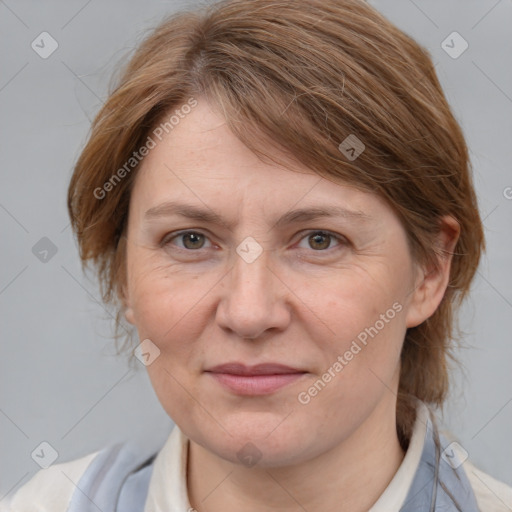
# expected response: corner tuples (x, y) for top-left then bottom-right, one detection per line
(160, 229), (347, 254)
(296, 230), (347, 251)
(161, 231), (213, 250)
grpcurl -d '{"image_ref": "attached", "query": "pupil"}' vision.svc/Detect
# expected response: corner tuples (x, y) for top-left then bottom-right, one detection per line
(310, 233), (330, 250)
(184, 233), (204, 249)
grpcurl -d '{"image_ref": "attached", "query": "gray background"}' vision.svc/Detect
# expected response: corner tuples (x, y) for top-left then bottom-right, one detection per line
(1, 0), (511, 502)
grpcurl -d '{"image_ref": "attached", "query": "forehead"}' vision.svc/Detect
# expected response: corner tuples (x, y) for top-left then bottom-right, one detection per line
(138, 99), (316, 185)
(130, 99), (392, 223)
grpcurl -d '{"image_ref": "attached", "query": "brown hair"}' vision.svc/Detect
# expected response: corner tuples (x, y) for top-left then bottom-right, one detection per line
(67, 0), (484, 445)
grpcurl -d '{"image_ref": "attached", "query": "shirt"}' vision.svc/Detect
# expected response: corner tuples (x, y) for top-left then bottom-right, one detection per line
(6, 402), (512, 511)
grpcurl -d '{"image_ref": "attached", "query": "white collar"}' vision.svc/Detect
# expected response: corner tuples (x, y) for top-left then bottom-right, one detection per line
(369, 401), (429, 511)
(143, 402), (430, 512)
(143, 423), (190, 512)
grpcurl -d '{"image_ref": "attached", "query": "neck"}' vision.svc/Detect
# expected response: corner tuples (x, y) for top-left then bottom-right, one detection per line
(187, 396), (406, 512)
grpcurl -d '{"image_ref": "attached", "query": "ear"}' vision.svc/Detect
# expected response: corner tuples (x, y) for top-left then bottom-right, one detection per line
(120, 282), (136, 325)
(124, 306), (135, 325)
(405, 215), (460, 328)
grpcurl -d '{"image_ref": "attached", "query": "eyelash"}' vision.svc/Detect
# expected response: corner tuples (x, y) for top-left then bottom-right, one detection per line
(160, 229), (348, 254)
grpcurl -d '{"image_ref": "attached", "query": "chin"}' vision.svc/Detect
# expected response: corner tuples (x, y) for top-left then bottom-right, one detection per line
(194, 414), (319, 468)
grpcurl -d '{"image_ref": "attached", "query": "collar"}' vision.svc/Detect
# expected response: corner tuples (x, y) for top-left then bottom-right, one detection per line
(369, 401), (430, 511)
(142, 401), (479, 511)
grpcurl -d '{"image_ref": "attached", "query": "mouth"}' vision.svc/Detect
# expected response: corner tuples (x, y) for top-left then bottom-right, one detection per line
(204, 362), (308, 395)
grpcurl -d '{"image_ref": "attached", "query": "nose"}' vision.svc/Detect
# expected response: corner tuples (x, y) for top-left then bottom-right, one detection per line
(215, 248), (291, 340)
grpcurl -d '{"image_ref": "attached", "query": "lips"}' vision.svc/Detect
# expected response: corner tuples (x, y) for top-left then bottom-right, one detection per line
(206, 362), (305, 376)
(205, 362), (307, 395)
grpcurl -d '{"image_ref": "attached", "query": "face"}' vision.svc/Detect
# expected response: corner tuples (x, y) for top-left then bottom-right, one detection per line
(123, 98), (433, 468)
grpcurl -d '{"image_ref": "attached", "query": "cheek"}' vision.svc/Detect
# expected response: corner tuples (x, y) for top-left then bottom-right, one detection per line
(306, 264), (407, 347)
(295, 280), (405, 436)
(298, 266), (407, 399)
(129, 266), (212, 426)
(129, 253), (207, 340)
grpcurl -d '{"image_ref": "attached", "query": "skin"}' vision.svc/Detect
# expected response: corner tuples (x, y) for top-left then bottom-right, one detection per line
(123, 98), (459, 512)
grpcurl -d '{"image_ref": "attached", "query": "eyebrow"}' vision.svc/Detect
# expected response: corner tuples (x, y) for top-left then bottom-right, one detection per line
(143, 200), (372, 230)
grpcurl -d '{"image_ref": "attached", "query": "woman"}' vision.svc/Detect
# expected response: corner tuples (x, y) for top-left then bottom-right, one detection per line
(8, 0), (511, 510)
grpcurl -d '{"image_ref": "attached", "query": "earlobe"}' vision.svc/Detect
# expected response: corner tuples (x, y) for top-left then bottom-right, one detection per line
(124, 307), (135, 325)
(405, 215), (460, 328)
(120, 282), (135, 325)
(404, 267), (436, 328)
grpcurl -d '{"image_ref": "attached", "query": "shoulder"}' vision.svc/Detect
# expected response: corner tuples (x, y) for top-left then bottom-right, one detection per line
(464, 460), (512, 512)
(6, 434), (163, 512)
(6, 450), (100, 512)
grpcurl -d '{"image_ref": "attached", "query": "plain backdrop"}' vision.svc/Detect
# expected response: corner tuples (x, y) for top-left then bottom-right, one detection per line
(1, 0), (511, 502)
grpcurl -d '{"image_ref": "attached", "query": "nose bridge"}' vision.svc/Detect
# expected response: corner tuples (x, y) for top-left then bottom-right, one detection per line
(231, 245), (271, 302)
(216, 244), (289, 339)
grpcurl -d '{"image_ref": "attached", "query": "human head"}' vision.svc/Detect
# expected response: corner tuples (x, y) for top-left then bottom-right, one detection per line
(68, 0), (484, 445)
